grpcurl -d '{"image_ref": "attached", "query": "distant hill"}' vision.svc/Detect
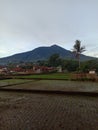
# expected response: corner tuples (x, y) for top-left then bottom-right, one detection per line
(0, 44), (94, 65)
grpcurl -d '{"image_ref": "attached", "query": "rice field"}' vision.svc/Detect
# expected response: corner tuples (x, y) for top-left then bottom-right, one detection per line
(0, 79), (98, 130)
(0, 79), (32, 87)
(0, 92), (98, 130)
(2, 80), (98, 93)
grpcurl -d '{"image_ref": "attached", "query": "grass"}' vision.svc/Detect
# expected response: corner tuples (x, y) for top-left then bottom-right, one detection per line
(12, 73), (98, 81)
(13, 73), (71, 80)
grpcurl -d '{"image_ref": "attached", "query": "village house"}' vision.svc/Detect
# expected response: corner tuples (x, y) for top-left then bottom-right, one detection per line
(89, 70), (96, 74)
(33, 66), (56, 73)
(0, 66), (8, 74)
(57, 66), (62, 73)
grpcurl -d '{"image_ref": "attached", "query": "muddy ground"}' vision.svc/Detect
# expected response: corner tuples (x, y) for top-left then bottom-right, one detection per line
(0, 90), (98, 130)
(2, 80), (98, 92)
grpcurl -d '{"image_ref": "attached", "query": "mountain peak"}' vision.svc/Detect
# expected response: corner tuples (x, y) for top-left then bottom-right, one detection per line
(51, 44), (60, 48)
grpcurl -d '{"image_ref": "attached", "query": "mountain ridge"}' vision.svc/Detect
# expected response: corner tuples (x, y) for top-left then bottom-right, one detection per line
(0, 44), (94, 65)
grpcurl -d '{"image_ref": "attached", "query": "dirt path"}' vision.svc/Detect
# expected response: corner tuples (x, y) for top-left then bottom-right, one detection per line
(0, 92), (98, 130)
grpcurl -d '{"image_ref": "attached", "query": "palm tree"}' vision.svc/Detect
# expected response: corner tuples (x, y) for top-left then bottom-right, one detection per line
(72, 40), (85, 70)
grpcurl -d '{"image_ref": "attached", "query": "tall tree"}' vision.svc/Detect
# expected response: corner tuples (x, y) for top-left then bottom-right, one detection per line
(72, 40), (85, 70)
(48, 53), (62, 67)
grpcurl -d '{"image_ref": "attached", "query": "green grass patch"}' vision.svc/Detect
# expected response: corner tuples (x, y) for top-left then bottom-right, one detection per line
(14, 73), (71, 80)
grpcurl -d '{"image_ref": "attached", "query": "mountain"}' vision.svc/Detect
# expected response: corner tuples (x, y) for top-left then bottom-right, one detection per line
(0, 44), (94, 65)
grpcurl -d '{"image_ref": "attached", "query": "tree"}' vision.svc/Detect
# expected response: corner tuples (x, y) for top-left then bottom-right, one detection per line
(61, 59), (78, 72)
(48, 53), (62, 67)
(72, 40), (85, 70)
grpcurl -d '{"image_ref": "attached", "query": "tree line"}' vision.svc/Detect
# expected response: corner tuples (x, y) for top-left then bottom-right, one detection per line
(36, 54), (98, 73)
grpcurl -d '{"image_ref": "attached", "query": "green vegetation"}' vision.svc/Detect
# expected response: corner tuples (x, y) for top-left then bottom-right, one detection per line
(37, 58), (98, 73)
(14, 73), (71, 80)
(72, 40), (85, 70)
(48, 53), (62, 67)
(6, 41), (98, 74)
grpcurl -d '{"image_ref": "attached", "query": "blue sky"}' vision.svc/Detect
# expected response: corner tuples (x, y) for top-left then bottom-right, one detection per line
(0, 0), (98, 58)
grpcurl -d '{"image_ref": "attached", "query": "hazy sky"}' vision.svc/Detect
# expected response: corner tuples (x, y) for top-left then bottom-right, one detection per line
(0, 0), (98, 58)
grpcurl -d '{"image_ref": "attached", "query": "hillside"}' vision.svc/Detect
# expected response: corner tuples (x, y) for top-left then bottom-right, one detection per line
(0, 44), (94, 65)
